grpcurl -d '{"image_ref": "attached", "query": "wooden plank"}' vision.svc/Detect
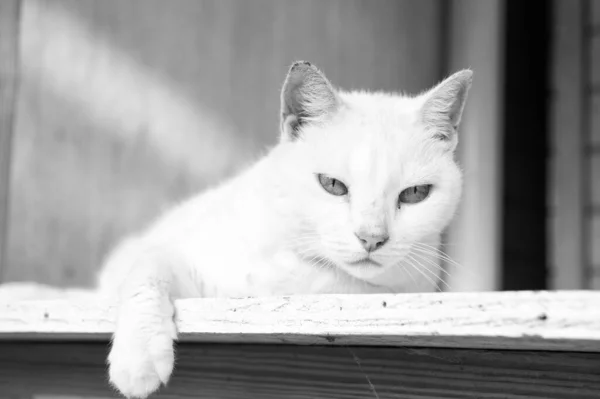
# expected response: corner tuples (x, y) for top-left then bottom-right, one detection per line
(592, 34), (600, 89)
(549, 0), (585, 289)
(591, 214), (600, 269)
(593, 271), (600, 289)
(592, 0), (600, 28)
(1, 291), (600, 352)
(445, 0), (505, 291)
(0, 0), (20, 282)
(592, 93), (600, 146)
(592, 153), (600, 207)
(500, 1), (550, 291)
(1, 342), (600, 399)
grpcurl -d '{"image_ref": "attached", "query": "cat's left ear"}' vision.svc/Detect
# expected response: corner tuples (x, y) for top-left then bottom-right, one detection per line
(420, 69), (473, 143)
(280, 61), (339, 142)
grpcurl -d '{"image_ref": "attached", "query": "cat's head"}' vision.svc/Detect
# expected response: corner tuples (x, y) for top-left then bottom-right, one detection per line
(276, 61), (472, 286)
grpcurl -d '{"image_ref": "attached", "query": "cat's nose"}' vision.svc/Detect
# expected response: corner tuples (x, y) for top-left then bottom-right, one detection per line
(354, 232), (389, 252)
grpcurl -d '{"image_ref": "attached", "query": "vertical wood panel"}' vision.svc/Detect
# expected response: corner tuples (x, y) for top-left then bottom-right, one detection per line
(445, 0), (505, 291)
(6, 0), (443, 286)
(592, 34), (600, 88)
(592, 0), (600, 27)
(500, 0), (550, 290)
(592, 153), (600, 207)
(548, 0), (585, 289)
(592, 93), (600, 146)
(591, 214), (600, 270)
(588, 1), (600, 289)
(0, 0), (20, 282)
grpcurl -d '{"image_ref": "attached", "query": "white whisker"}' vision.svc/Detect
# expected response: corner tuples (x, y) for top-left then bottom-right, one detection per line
(404, 255), (440, 291)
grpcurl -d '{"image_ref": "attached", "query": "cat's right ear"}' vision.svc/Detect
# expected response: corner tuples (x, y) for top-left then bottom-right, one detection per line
(419, 69), (473, 144)
(280, 61), (339, 142)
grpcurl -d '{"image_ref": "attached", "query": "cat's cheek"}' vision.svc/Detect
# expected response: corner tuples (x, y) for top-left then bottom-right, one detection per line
(393, 201), (445, 239)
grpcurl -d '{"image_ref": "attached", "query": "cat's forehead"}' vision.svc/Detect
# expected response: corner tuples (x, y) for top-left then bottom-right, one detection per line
(337, 90), (422, 131)
(303, 91), (437, 186)
(311, 91), (428, 155)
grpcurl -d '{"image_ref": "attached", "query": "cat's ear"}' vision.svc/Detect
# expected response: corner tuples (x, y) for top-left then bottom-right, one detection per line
(280, 61), (339, 141)
(420, 69), (473, 142)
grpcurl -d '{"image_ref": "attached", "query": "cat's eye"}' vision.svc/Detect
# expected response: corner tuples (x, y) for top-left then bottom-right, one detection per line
(398, 184), (431, 205)
(317, 174), (348, 196)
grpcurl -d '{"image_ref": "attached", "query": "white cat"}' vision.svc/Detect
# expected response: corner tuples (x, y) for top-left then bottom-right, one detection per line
(98, 61), (472, 398)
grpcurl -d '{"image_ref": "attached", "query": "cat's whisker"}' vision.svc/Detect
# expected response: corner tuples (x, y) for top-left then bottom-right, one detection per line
(407, 253), (450, 291)
(307, 255), (335, 271)
(408, 253), (451, 291)
(410, 244), (475, 278)
(410, 248), (465, 277)
(397, 261), (418, 287)
(405, 242), (462, 268)
(409, 250), (452, 279)
(413, 242), (463, 266)
(404, 255), (441, 292)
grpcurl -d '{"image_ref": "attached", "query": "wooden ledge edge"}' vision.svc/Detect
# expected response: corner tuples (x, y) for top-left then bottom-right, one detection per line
(1, 290), (599, 352)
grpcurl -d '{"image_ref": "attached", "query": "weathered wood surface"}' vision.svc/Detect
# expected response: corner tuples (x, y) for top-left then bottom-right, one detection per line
(1, 342), (600, 398)
(2, 290), (600, 398)
(1, 291), (599, 352)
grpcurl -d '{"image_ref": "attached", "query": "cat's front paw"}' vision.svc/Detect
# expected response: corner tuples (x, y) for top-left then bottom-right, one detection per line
(108, 303), (177, 398)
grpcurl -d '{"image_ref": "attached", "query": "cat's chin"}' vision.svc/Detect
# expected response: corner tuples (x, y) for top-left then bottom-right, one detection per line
(306, 254), (389, 282)
(328, 258), (391, 283)
(341, 264), (388, 281)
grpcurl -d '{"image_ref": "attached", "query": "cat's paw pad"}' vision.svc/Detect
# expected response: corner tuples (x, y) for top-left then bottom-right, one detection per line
(108, 328), (175, 398)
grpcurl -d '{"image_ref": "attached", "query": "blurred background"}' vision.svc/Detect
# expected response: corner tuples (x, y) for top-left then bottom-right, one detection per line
(0, 0), (597, 292)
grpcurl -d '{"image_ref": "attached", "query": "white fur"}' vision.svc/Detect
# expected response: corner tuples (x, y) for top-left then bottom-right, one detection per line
(98, 63), (472, 398)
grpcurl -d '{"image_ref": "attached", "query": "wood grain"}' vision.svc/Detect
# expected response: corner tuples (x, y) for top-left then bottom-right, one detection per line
(592, 153), (600, 208)
(593, 0), (600, 27)
(549, 0), (586, 289)
(592, 93), (600, 146)
(1, 341), (600, 398)
(0, 0), (20, 282)
(1, 290), (599, 352)
(591, 214), (600, 268)
(592, 33), (600, 89)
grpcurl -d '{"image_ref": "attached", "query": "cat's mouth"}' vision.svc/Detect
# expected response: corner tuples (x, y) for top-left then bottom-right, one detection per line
(347, 257), (382, 267)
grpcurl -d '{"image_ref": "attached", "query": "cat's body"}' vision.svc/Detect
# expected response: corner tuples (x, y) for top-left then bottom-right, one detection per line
(99, 131), (439, 300)
(100, 61), (472, 398)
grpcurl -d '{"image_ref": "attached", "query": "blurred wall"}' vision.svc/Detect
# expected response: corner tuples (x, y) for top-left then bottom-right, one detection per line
(549, 0), (600, 289)
(2, 0), (445, 287)
(590, 2), (600, 287)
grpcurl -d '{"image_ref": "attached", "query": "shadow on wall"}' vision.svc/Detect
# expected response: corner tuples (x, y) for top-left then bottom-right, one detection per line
(5, 0), (445, 287)
(7, 1), (243, 286)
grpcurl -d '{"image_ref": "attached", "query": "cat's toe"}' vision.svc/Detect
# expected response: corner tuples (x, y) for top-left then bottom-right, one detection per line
(108, 331), (175, 398)
(108, 360), (162, 399)
(148, 332), (176, 383)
